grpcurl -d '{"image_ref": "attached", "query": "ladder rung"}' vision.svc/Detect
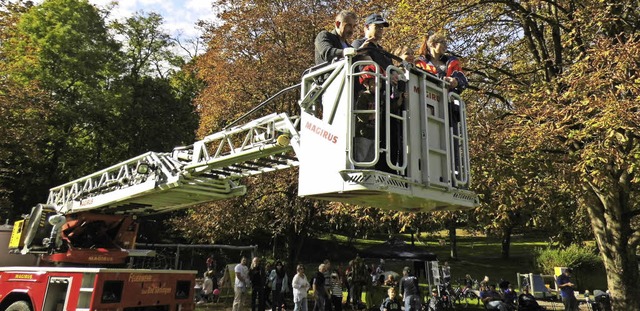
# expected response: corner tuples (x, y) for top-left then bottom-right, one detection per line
(274, 154), (298, 161)
(258, 158), (289, 165)
(251, 160), (277, 168)
(427, 115), (446, 123)
(220, 167), (243, 173)
(233, 164), (259, 170)
(429, 148), (447, 155)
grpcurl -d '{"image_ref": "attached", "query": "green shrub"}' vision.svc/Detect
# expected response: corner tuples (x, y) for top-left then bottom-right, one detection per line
(534, 244), (602, 275)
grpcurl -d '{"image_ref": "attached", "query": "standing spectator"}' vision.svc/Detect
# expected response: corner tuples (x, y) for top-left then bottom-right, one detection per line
(293, 264), (310, 311)
(399, 267), (421, 311)
(330, 270), (344, 311)
(380, 287), (402, 311)
(264, 261), (274, 309)
(354, 65), (380, 164)
(313, 264), (329, 311)
(388, 68), (406, 169)
(249, 257), (267, 311)
(269, 261), (289, 311)
(556, 268), (578, 311)
(392, 46), (415, 65)
(351, 13), (393, 70)
(376, 259), (385, 274)
(440, 262), (451, 285)
(344, 261), (352, 308)
(198, 270), (215, 304)
(323, 260), (333, 311)
(314, 10), (357, 65)
(415, 32), (467, 94)
(349, 256), (367, 309)
(352, 14), (395, 173)
(233, 257), (250, 311)
(415, 32), (468, 176)
(206, 254), (216, 271)
(372, 261), (385, 285)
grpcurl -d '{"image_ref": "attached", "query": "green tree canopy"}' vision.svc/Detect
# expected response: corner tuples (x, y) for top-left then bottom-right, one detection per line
(0, 0), (199, 219)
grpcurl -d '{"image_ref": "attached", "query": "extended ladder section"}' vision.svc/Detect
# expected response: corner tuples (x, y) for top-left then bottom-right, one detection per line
(46, 56), (477, 216)
(297, 57), (478, 211)
(48, 113), (300, 215)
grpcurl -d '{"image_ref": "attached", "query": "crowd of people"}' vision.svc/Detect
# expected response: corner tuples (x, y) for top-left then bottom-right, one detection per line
(220, 255), (434, 311)
(199, 254), (599, 311)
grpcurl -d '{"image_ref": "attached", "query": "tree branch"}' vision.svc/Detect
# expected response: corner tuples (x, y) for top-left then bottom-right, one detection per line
(629, 229), (640, 249)
(466, 84), (513, 108)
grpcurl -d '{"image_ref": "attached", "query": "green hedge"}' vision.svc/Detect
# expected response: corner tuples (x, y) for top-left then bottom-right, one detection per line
(534, 244), (601, 275)
(534, 244), (606, 291)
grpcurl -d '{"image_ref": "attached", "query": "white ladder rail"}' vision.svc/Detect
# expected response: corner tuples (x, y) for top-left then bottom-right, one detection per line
(47, 113), (301, 215)
(174, 113), (300, 177)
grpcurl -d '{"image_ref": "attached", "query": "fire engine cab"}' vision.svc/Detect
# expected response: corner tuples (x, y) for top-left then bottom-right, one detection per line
(1, 54), (478, 311)
(0, 267), (194, 311)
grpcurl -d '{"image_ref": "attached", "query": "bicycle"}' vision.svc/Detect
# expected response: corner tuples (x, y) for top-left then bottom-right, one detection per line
(450, 277), (479, 308)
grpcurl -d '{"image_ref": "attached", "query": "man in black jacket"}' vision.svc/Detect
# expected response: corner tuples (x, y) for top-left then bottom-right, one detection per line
(351, 13), (393, 70)
(314, 10), (357, 65)
(249, 257), (267, 311)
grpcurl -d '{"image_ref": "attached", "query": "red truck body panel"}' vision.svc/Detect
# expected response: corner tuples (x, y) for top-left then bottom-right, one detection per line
(0, 267), (195, 311)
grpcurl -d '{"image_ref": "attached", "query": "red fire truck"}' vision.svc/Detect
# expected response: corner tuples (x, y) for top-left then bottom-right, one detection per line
(0, 267), (194, 311)
(1, 55), (478, 311)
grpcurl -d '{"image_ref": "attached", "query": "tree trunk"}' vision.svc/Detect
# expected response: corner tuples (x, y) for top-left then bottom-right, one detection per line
(286, 228), (305, 268)
(501, 227), (512, 259)
(272, 235), (277, 258)
(583, 188), (640, 311)
(602, 252), (640, 311)
(448, 224), (458, 260)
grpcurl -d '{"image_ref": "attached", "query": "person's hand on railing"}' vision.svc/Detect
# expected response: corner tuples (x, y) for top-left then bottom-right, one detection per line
(343, 47), (356, 57)
(444, 76), (458, 89)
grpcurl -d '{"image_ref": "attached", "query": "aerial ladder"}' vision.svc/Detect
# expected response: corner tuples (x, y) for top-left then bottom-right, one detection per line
(8, 55), (479, 266)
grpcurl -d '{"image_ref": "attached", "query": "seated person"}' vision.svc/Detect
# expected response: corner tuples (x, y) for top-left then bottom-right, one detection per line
(479, 285), (510, 311)
(593, 290), (611, 311)
(518, 286), (546, 311)
(498, 280), (510, 292)
(464, 274), (475, 290)
(503, 284), (518, 309)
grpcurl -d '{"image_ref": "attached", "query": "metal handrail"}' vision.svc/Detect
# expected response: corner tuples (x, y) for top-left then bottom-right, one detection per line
(224, 83), (301, 129)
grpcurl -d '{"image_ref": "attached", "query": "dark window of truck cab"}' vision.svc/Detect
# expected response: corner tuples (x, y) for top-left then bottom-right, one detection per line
(175, 280), (191, 299)
(101, 280), (124, 303)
